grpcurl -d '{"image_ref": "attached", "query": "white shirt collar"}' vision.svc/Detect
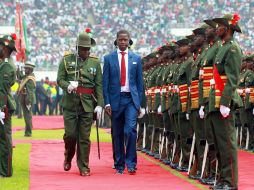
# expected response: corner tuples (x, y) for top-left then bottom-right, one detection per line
(117, 48), (128, 54)
(4, 58), (8, 63)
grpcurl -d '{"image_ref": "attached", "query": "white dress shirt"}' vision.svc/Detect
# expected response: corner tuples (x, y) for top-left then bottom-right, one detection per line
(117, 48), (130, 92)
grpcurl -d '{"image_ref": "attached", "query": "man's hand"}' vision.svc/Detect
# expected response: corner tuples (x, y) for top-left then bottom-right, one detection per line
(67, 84), (77, 93)
(220, 105), (230, 118)
(186, 113), (189, 120)
(199, 106), (205, 119)
(138, 108), (145, 118)
(105, 105), (112, 116)
(157, 105), (162, 114)
(0, 111), (5, 125)
(94, 106), (103, 120)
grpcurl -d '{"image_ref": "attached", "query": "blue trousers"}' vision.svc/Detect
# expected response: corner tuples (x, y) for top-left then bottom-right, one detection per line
(112, 93), (138, 171)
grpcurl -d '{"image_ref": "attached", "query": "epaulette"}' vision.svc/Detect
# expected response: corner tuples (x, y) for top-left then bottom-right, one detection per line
(89, 55), (99, 59)
(64, 51), (73, 57)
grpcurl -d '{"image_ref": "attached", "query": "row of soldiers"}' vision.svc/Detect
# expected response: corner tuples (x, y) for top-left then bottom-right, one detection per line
(136, 14), (253, 190)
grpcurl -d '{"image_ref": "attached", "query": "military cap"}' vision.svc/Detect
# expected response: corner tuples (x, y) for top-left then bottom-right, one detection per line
(186, 34), (195, 41)
(76, 33), (96, 48)
(0, 34), (17, 51)
(204, 19), (217, 28)
(175, 38), (190, 46)
(193, 24), (209, 36)
(147, 52), (158, 59)
(24, 62), (35, 69)
(212, 13), (242, 33)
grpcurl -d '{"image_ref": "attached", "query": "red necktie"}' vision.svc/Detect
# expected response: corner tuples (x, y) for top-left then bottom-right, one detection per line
(120, 51), (126, 86)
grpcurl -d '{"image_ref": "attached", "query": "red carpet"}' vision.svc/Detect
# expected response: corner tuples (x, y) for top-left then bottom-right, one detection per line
(238, 150), (254, 190)
(29, 142), (201, 190)
(32, 116), (64, 130)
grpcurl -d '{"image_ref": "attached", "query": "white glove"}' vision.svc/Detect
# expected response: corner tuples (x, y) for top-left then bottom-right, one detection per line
(157, 105), (162, 114)
(138, 108), (145, 118)
(245, 88), (250, 94)
(0, 111), (5, 125)
(26, 104), (31, 111)
(94, 106), (102, 120)
(186, 113), (189, 120)
(199, 106), (205, 119)
(67, 84), (77, 93)
(236, 89), (243, 95)
(145, 106), (149, 113)
(220, 105), (230, 118)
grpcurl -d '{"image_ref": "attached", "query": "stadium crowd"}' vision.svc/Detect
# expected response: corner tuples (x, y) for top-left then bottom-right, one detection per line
(0, 0), (253, 70)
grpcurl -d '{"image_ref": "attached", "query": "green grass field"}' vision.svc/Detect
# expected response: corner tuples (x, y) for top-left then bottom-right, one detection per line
(13, 127), (111, 142)
(12, 117), (25, 128)
(0, 143), (31, 190)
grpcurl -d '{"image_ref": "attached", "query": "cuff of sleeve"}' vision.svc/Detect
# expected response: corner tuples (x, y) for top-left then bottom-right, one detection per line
(220, 95), (232, 107)
(105, 104), (110, 108)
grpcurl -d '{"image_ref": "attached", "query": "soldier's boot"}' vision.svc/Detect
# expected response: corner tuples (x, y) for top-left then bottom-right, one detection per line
(151, 128), (160, 158)
(136, 123), (144, 151)
(170, 152), (180, 169)
(188, 158), (199, 179)
(143, 124), (153, 154)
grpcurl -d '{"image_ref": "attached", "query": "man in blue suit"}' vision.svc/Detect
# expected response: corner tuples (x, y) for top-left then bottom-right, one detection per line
(103, 30), (143, 175)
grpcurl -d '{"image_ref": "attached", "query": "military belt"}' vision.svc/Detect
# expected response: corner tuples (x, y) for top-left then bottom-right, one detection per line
(76, 87), (94, 94)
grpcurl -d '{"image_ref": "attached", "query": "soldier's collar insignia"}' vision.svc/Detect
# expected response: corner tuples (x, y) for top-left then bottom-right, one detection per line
(4, 58), (8, 63)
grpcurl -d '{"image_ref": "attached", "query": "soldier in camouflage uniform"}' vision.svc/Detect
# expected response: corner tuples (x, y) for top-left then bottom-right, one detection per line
(57, 32), (103, 176)
(0, 34), (17, 177)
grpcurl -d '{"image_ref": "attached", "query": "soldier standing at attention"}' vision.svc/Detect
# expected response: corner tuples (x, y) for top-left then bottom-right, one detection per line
(17, 62), (36, 137)
(208, 14), (242, 190)
(0, 34), (17, 177)
(175, 39), (193, 172)
(57, 32), (103, 176)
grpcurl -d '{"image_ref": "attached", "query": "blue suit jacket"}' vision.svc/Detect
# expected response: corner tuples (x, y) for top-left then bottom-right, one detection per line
(103, 50), (143, 111)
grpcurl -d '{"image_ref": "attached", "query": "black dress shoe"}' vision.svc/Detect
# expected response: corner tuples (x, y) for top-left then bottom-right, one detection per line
(189, 174), (201, 180)
(154, 154), (160, 159)
(63, 161), (71, 171)
(80, 171), (90, 176)
(128, 168), (136, 175)
(141, 149), (147, 153)
(163, 160), (171, 165)
(213, 184), (237, 190)
(177, 166), (188, 172)
(170, 162), (178, 169)
(200, 176), (215, 185)
(116, 169), (124, 174)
